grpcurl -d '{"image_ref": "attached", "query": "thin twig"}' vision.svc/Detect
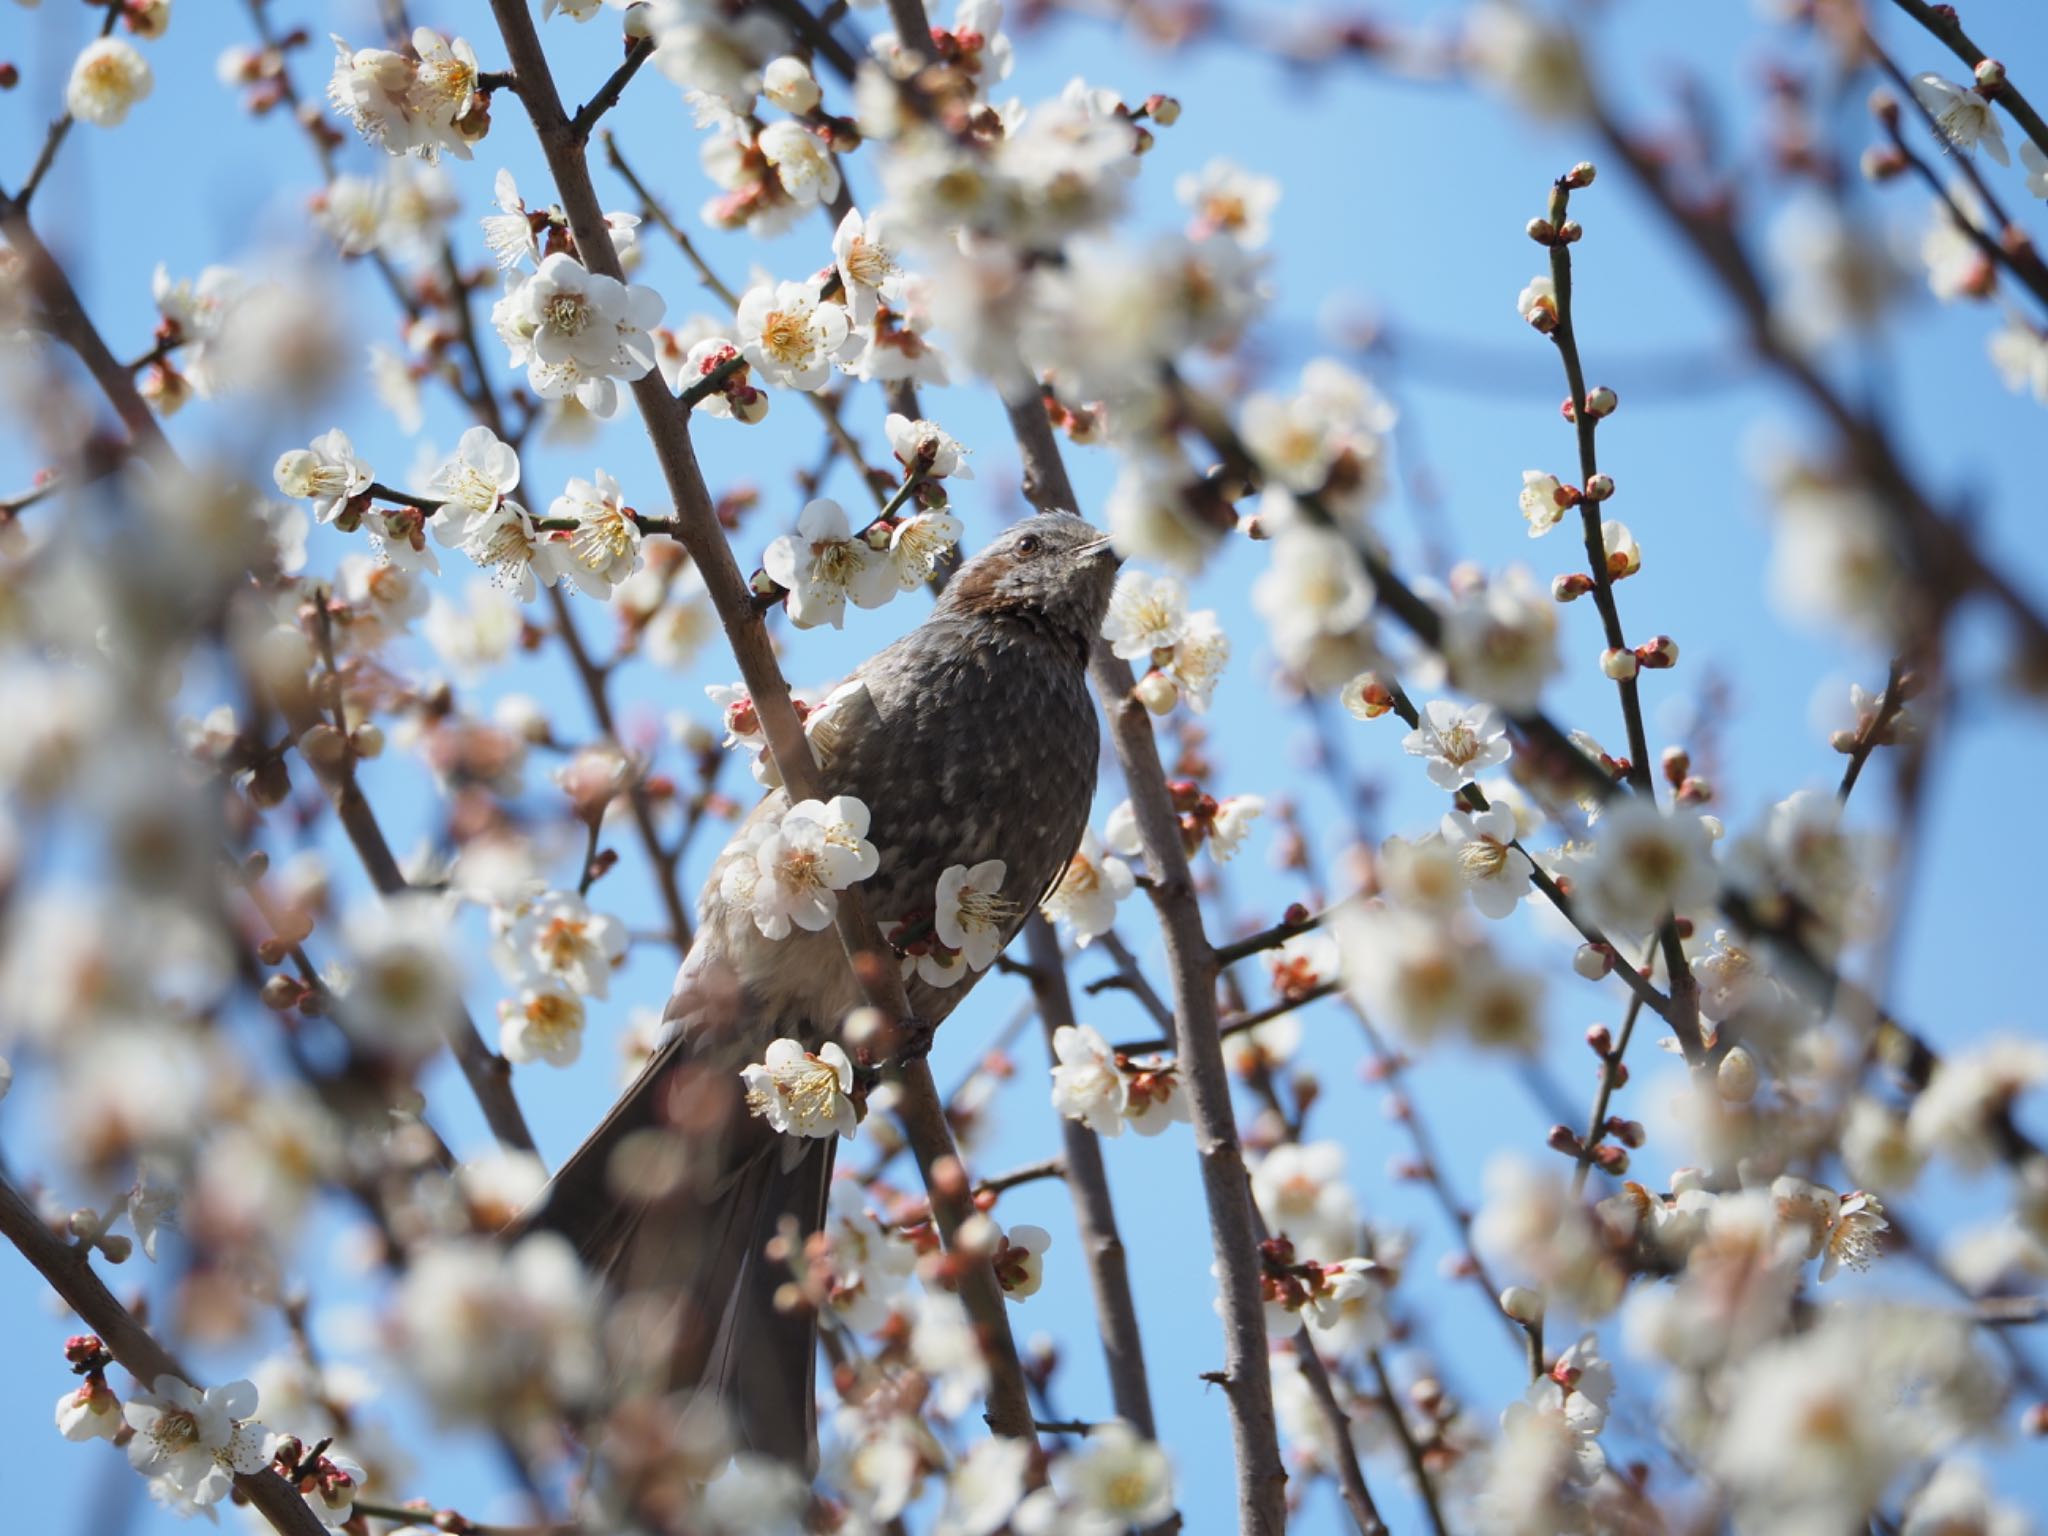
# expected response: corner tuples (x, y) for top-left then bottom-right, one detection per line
(570, 37), (655, 142)
(1885, 0), (2048, 161)
(1023, 915), (1162, 1441)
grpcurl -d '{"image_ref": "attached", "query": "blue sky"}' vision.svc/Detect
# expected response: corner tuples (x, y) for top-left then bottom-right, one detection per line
(4, 1), (2048, 1531)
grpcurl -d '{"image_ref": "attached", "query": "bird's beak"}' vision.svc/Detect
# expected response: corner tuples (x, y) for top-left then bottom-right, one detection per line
(1075, 537), (1122, 568)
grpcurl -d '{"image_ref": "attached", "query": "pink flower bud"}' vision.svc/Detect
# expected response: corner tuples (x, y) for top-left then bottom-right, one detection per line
(1635, 635), (1680, 669)
(1565, 161), (1597, 188)
(1584, 1022), (1614, 1055)
(1601, 647), (1638, 681)
(1585, 385), (1618, 417)
(1661, 745), (1690, 786)
(1546, 1124), (1583, 1156)
(1557, 220), (1583, 244)
(1553, 572), (1595, 603)
(1145, 94), (1181, 125)
(1583, 473), (1615, 502)
(1592, 1144), (1629, 1175)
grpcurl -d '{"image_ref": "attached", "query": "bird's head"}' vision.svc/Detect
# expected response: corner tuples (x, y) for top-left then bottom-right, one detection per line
(935, 512), (1121, 656)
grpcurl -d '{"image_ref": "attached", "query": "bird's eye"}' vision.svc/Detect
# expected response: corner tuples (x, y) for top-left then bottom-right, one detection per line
(1015, 534), (1042, 557)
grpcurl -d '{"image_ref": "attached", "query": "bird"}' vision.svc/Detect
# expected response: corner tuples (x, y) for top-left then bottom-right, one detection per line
(526, 510), (1120, 1470)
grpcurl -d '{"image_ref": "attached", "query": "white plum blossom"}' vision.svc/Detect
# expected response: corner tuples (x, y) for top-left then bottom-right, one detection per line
(1122, 1057), (1190, 1136)
(56, 1377), (124, 1442)
(763, 54), (821, 113)
(939, 1435), (1032, 1536)
(273, 429), (372, 523)
(67, 38), (154, 127)
(1403, 700), (1511, 789)
(1238, 359), (1396, 522)
(1040, 829), (1135, 946)
(885, 413), (972, 480)
(1251, 521), (1376, 679)
(1102, 570), (1188, 660)
(1252, 1140), (1359, 1262)
(389, 1235), (601, 1424)
(123, 1377), (271, 1507)
(338, 895), (463, 1058)
(1988, 318), (2048, 405)
(1519, 470), (1573, 537)
(1909, 1039), (2048, 1170)
(1912, 73), (2010, 165)
(492, 252), (664, 417)
(763, 497), (897, 627)
(1164, 611), (1230, 713)
(736, 279), (852, 390)
(935, 860), (1016, 972)
(503, 890), (628, 998)
(834, 208), (906, 326)
(749, 796), (879, 939)
(430, 425), (521, 518)
(1576, 799), (1719, 934)
(327, 30), (484, 163)
(759, 120), (841, 206)
(991, 1221), (1051, 1300)
(647, 0), (788, 108)
(1054, 1422), (1176, 1536)
(1441, 568), (1559, 711)
(1442, 804), (1534, 919)
(498, 980), (587, 1067)
(1176, 158), (1282, 247)
(742, 1038), (860, 1139)
(1465, 0), (1586, 118)
(547, 470), (643, 599)
(1050, 1023), (1127, 1136)
(1209, 794), (1265, 862)
(888, 510), (965, 590)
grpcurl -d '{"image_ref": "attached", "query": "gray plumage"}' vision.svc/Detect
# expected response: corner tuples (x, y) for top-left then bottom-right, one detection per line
(527, 512), (1119, 1470)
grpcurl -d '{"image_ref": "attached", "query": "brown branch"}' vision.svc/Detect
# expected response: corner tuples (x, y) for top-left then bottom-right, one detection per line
(1291, 1337), (1386, 1536)
(1838, 662), (1908, 803)
(0, 1176), (329, 1536)
(1212, 909), (1324, 969)
(1022, 915), (1162, 1440)
(1111, 979), (1340, 1058)
(1005, 386), (1286, 1531)
(484, 0), (1034, 1445)
(1570, 943), (1656, 1198)
(1366, 1349), (1452, 1536)
(570, 37), (655, 142)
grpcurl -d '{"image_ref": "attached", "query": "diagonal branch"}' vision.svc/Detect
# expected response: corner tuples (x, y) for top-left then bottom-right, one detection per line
(0, 1175), (329, 1536)
(483, 0), (1034, 1445)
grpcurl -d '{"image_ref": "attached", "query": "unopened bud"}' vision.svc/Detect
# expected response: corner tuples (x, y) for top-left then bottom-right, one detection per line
(1606, 1061), (1630, 1087)
(1553, 572), (1595, 603)
(1677, 775), (1714, 805)
(1133, 669), (1178, 715)
(260, 974), (302, 1011)
(1546, 1124), (1583, 1156)
(1975, 58), (2006, 92)
(1869, 87), (1900, 128)
(350, 723), (384, 760)
(299, 723), (348, 767)
(1635, 635), (1680, 670)
(1661, 746), (1690, 786)
(1585, 384), (1618, 418)
(98, 1234), (132, 1264)
(1861, 144), (1908, 182)
(1145, 93), (1181, 125)
(1526, 217), (1556, 244)
(1608, 1117), (1646, 1149)
(1565, 161), (1597, 188)
(1583, 473), (1615, 502)
(1585, 1022), (1614, 1055)
(762, 55), (821, 114)
(1592, 1144), (1629, 1175)
(1557, 219), (1583, 244)
(1500, 1286), (1546, 1326)
(2023, 1401), (2048, 1436)
(68, 1209), (104, 1242)
(0, 63), (19, 91)
(1601, 647), (1639, 681)
(1830, 728), (1861, 753)
(1717, 1046), (1759, 1103)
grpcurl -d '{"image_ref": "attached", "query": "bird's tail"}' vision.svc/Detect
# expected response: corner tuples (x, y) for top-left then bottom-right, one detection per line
(517, 1027), (836, 1469)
